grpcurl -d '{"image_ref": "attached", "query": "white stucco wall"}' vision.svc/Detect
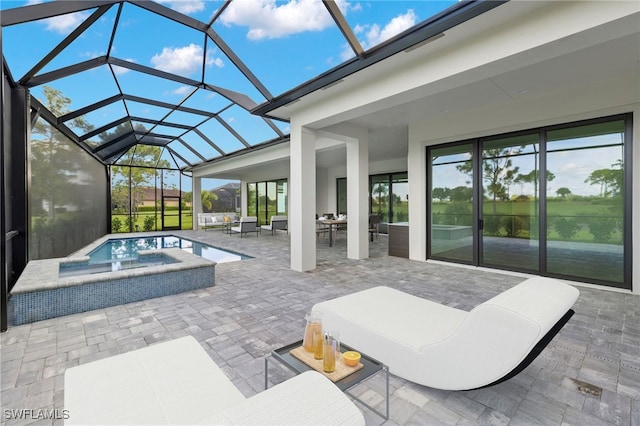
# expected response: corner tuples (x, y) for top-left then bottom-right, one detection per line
(191, 1), (638, 288)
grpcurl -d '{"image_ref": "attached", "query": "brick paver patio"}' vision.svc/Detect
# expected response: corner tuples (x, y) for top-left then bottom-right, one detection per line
(1, 230), (638, 425)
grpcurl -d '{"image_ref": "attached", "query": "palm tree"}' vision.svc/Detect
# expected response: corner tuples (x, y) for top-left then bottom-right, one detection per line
(201, 190), (218, 212)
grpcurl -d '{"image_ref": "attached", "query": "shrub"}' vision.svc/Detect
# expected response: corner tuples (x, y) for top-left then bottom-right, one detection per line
(124, 216), (134, 232)
(587, 217), (617, 243)
(554, 217), (579, 240)
(499, 215), (528, 238)
(483, 215), (501, 236)
(444, 203), (472, 226)
(112, 217), (122, 233)
(143, 215), (155, 232)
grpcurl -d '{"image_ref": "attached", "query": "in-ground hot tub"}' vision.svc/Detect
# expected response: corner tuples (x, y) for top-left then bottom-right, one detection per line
(9, 248), (215, 325)
(432, 224), (473, 240)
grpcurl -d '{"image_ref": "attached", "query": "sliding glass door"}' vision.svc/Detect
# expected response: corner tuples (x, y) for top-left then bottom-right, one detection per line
(545, 120), (626, 283)
(430, 144), (474, 263)
(427, 114), (630, 289)
(247, 179), (288, 225)
(481, 134), (539, 272)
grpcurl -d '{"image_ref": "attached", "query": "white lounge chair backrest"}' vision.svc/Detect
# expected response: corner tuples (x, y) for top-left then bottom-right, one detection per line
(312, 277), (579, 390)
(261, 215), (288, 234)
(240, 216), (257, 230)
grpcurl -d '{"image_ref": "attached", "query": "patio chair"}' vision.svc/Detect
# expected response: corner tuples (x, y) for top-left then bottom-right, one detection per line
(229, 216), (260, 237)
(312, 277), (579, 391)
(261, 215), (288, 235)
(369, 214), (381, 241)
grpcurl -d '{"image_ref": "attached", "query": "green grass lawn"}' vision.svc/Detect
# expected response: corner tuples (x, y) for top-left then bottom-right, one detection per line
(111, 211), (193, 232)
(432, 199), (623, 244)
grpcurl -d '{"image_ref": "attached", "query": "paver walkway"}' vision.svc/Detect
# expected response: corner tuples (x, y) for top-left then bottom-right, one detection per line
(1, 230), (638, 425)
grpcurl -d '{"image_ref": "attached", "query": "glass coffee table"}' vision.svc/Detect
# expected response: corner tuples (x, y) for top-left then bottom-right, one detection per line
(265, 340), (389, 420)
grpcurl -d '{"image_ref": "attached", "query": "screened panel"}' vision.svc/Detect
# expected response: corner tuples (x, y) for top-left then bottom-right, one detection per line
(29, 117), (108, 259)
(36, 7), (119, 75)
(218, 104), (280, 146)
(195, 118), (246, 154)
(2, 12), (92, 79)
(180, 88), (233, 115)
(112, 2), (207, 80)
(179, 131), (221, 160)
(85, 116), (133, 148)
(215, 0), (345, 96)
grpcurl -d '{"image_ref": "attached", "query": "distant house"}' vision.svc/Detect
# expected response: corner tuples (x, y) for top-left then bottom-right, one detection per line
(209, 182), (240, 213)
(137, 187), (188, 208)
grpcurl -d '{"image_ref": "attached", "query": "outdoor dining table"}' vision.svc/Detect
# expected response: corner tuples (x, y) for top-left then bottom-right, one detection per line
(321, 219), (347, 247)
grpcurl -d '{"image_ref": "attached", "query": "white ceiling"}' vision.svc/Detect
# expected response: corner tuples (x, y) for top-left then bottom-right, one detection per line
(346, 30), (640, 165)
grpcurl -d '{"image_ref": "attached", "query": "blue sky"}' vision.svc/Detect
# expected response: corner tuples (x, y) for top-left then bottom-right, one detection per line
(2, 0), (459, 187)
(2, 0), (459, 102)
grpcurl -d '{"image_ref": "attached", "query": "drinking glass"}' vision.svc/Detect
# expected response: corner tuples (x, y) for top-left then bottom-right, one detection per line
(323, 332), (337, 373)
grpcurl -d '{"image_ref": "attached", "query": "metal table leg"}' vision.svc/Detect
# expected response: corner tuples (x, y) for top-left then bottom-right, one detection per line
(328, 224), (334, 247)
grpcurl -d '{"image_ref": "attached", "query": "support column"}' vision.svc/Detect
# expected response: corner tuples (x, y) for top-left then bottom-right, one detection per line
(407, 124), (427, 261)
(240, 180), (247, 216)
(345, 126), (369, 260)
(192, 177), (201, 230)
(290, 123), (317, 271)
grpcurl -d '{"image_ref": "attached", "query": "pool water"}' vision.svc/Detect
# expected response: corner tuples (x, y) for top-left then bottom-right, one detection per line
(88, 236), (250, 264)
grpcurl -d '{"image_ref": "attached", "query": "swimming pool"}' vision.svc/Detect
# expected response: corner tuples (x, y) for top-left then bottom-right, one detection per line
(88, 235), (250, 264)
(59, 253), (178, 278)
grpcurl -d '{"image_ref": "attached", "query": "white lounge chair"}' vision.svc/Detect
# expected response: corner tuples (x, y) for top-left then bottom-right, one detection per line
(261, 215), (288, 235)
(312, 277), (579, 391)
(230, 216), (259, 237)
(65, 336), (364, 425)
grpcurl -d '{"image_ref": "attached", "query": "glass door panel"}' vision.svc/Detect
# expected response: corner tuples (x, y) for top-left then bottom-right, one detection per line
(391, 173), (408, 223)
(371, 176), (389, 223)
(266, 181), (277, 225)
(277, 180), (287, 216)
(429, 144), (474, 263)
(161, 169), (181, 230)
(247, 183), (257, 217)
(481, 134), (539, 272)
(546, 121), (625, 284)
(337, 178), (347, 215)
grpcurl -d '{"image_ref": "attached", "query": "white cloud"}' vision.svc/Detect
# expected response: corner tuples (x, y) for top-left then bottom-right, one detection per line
(171, 86), (192, 95)
(221, 0), (351, 40)
(362, 9), (417, 49)
(340, 9), (418, 61)
(112, 59), (136, 76)
(150, 44), (223, 75)
(39, 11), (90, 34)
(155, 0), (205, 14)
(211, 57), (224, 68)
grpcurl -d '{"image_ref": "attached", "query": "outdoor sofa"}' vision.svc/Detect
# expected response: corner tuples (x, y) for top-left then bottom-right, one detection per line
(64, 336), (365, 425)
(197, 212), (238, 230)
(312, 276), (579, 390)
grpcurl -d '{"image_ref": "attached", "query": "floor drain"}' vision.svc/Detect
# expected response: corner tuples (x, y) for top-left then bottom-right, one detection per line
(570, 378), (602, 397)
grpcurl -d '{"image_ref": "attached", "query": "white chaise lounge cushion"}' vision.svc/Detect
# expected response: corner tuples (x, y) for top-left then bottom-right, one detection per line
(313, 277), (579, 390)
(209, 371), (365, 425)
(65, 336), (365, 425)
(65, 336), (245, 425)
